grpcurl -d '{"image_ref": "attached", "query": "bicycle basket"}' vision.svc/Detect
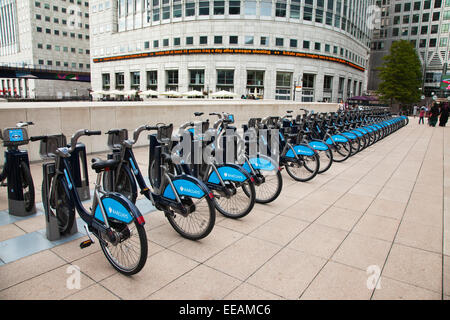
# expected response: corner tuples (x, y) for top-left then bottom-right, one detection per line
(39, 134), (67, 160)
(248, 118), (262, 128)
(2, 128), (29, 147)
(107, 129), (128, 149)
(267, 117), (281, 128)
(157, 124), (173, 143)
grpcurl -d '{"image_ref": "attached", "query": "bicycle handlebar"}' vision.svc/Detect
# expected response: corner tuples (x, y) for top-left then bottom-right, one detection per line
(69, 129), (101, 152)
(16, 121), (34, 128)
(30, 136), (48, 142)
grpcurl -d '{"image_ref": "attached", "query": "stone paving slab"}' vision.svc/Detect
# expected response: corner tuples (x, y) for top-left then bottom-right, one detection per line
(0, 118), (448, 300)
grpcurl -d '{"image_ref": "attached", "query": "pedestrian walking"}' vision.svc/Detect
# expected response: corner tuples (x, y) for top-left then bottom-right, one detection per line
(419, 107), (426, 125)
(413, 105), (418, 118)
(429, 103), (440, 127)
(439, 103), (449, 127)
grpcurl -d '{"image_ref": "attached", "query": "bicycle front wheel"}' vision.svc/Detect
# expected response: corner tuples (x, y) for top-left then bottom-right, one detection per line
(215, 180), (256, 219)
(99, 218), (148, 275)
(45, 176), (75, 235)
(20, 162), (35, 212)
(317, 149), (333, 174)
(253, 170), (283, 204)
(165, 194), (216, 241)
(285, 154), (320, 182)
(103, 166), (137, 204)
(331, 141), (352, 162)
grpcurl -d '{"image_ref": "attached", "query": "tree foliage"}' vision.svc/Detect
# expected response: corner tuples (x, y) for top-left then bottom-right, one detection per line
(377, 40), (423, 105)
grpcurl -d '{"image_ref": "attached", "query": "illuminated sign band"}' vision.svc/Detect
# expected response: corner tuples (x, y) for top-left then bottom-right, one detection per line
(93, 48), (365, 72)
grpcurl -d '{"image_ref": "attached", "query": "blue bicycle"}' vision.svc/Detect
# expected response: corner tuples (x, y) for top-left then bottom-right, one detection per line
(34, 129), (148, 275)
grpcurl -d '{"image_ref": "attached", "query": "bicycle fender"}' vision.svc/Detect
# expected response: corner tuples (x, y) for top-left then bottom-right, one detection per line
(326, 135), (348, 145)
(243, 155), (277, 173)
(208, 164), (250, 184)
(341, 132), (358, 140)
(308, 141), (329, 151)
(350, 130), (364, 137)
(285, 144), (316, 158)
(94, 193), (143, 225)
(163, 175), (208, 200)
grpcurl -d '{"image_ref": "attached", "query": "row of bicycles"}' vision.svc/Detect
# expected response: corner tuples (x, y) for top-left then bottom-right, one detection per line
(0, 108), (408, 275)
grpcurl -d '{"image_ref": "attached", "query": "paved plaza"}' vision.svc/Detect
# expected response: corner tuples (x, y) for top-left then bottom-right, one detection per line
(0, 119), (449, 300)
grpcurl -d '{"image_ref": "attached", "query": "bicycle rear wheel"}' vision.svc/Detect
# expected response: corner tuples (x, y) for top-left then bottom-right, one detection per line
(99, 218), (148, 275)
(165, 194), (216, 240)
(20, 162), (35, 212)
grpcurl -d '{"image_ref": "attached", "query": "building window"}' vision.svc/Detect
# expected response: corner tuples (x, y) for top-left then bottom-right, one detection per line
(230, 35), (238, 44)
(214, 1), (224, 15)
(302, 74), (315, 102)
(260, 36), (268, 46)
(131, 72), (140, 89)
(185, 1), (195, 16)
(147, 71), (158, 90)
(290, 0), (300, 19)
(199, 1), (210, 15)
(214, 36), (223, 44)
(174, 37), (181, 46)
(115, 72), (125, 89)
(189, 69), (205, 91)
(245, 36), (254, 45)
(217, 70), (234, 91)
(323, 75), (333, 102)
(163, 38), (169, 46)
(200, 36), (208, 44)
(303, 7), (313, 21)
(186, 36), (194, 45)
(173, 3), (182, 17)
(162, 5), (170, 20)
(290, 39), (297, 48)
(276, 38), (284, 46)
(244, 0), (257, 15)
(246, 70), (264, 98)
(102, 74), (110, 90)
(166, 70), (179, 91)
(260, 0), (272, 16)
(303, 40), (310, 49)
(275, 72), (292, 100)
(275, 1), (287, 17)
(229, 1), (240, 14)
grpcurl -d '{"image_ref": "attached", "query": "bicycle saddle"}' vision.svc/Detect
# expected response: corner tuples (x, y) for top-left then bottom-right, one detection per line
(194, 112), (204, 117)
(91, 158), (120, 173)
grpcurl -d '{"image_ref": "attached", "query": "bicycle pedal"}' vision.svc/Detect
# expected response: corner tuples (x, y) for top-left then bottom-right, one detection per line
(80, 239), (93, 249)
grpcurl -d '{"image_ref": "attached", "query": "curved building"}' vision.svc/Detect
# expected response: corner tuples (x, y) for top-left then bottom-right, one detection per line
(90, 0), (373, 102)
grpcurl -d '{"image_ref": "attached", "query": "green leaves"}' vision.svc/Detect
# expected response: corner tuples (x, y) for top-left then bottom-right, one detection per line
(377, 40), (422, 105)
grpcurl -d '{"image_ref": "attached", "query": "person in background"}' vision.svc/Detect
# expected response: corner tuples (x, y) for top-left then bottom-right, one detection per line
(439, 103), (449, 127)
(419, 107), (426, 125)
(429, 103), (440, 127)
(413, 105), (418, 118)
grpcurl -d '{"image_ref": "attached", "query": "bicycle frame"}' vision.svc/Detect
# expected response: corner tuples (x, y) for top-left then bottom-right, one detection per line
(47, 153), (144, 243)
(107, 136), (212, 217)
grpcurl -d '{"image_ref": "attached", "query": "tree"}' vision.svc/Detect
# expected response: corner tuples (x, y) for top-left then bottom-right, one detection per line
(377, 40), (423, 108)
